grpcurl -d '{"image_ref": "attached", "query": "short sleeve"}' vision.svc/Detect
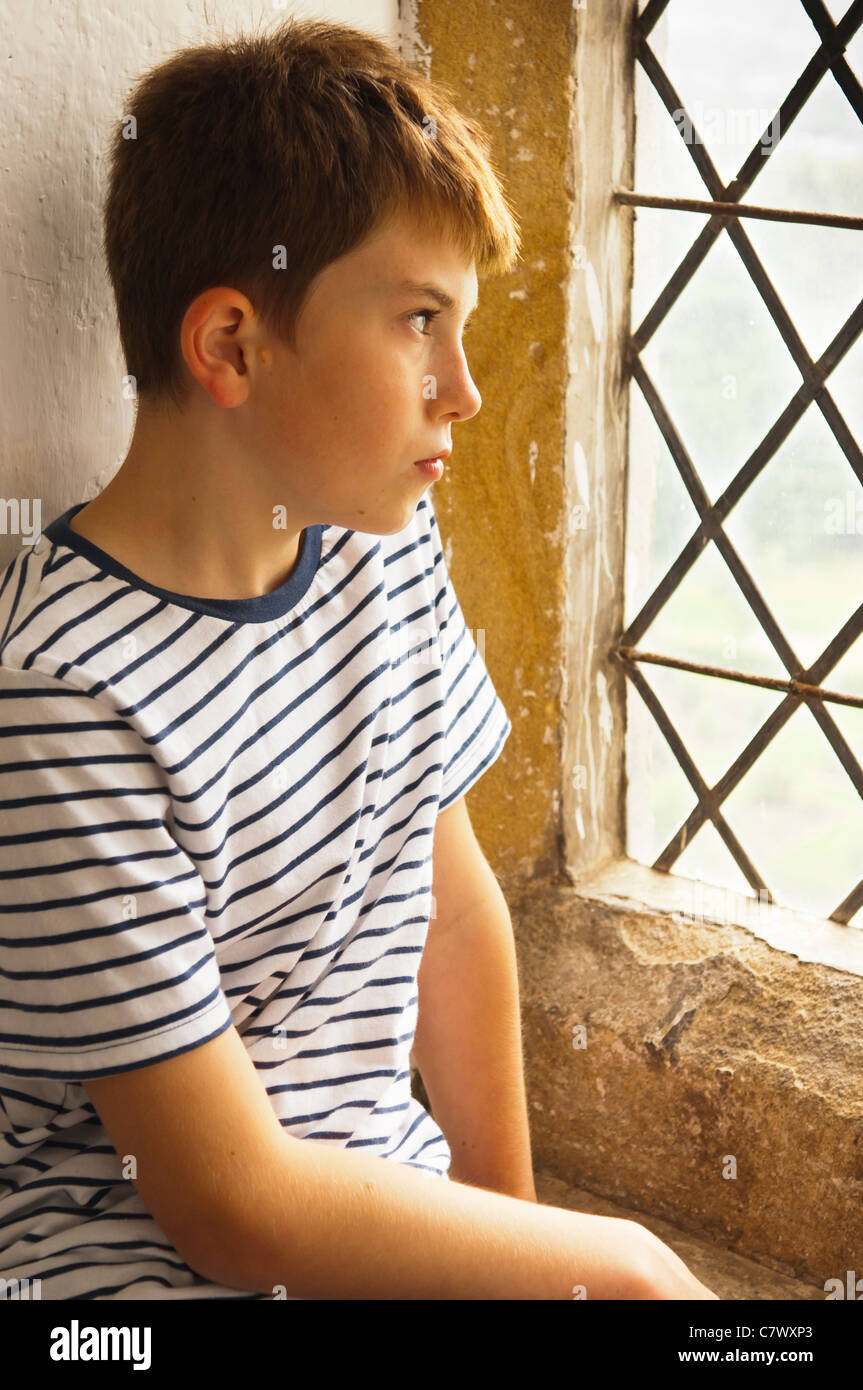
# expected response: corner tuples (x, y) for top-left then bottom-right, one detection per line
(0, 666), (234, 1082)
(425, 500), (513, 812)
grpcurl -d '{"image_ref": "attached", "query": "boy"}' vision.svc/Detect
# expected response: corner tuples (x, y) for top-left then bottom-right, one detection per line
(0, 17), (716, 1299)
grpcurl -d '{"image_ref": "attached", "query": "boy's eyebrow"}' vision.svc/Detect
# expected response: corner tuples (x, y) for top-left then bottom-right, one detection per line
(395, 279), (479, 316)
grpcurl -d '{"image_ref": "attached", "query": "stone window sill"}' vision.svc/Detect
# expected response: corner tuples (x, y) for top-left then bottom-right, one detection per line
(569, 856), (863, 979)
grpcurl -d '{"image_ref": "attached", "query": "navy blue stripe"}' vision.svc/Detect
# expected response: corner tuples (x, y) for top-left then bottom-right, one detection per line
(0, 1008), (232, 1081)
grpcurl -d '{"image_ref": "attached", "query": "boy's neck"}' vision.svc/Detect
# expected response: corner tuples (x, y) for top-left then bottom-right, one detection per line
(69, 409), (304, 602)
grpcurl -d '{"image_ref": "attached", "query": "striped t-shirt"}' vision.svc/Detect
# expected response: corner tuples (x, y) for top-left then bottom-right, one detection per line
(0, 492), (511, 1299)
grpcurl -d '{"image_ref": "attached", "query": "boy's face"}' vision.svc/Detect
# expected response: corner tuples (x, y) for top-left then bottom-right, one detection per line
(251, 208), (482, 534)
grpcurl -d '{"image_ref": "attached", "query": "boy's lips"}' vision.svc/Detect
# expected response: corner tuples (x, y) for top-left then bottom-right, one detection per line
(412, 448), (452, 465)
(413, 456), (447, 479)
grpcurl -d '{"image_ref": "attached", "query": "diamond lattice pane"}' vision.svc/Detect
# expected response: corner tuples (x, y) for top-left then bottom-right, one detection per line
(646, 0), (820, 187)
(723, 404), (863, 672)
(742, 219), (863, 360)
(644, 664), (785, 789)
(720, 702), (863, 919)
(747, 19), (863, 217)
(639, 229), (801, 503)
(634, 531), (790, 681)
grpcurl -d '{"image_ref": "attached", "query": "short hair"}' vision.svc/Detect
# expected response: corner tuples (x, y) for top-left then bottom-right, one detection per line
(102, 15), (522, 408)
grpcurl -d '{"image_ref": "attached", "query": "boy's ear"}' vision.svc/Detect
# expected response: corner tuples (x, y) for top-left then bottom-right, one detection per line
(179, 287), (261, 408)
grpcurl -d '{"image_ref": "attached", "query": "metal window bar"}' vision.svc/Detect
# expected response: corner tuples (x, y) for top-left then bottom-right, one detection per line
(613, 0), (863, 925)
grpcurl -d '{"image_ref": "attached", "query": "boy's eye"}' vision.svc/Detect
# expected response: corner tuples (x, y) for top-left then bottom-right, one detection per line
(408, 308), (440, 335)
(407, 308), (474, 339)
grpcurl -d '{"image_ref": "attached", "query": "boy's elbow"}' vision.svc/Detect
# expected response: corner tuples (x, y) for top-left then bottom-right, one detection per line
(182, 1219), (267, 1294)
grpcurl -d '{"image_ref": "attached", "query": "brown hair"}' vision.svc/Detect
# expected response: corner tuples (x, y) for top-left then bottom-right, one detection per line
(102, 15), (522, 407)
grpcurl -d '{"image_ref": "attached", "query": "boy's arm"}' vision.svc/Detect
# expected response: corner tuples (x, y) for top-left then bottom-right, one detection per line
(83, 1015), (670, 1298)
(411, 796), (537, 1202)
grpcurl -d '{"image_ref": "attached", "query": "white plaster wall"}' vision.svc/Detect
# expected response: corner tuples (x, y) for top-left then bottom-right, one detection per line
(0, 0), (397, 572)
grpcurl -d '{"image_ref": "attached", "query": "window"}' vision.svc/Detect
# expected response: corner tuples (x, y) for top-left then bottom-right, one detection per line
(618, 0), (863, 926)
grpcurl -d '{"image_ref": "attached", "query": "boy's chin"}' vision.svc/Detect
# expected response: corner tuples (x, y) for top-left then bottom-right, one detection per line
(348, 497), (424, 537)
